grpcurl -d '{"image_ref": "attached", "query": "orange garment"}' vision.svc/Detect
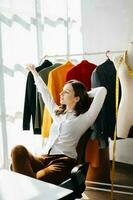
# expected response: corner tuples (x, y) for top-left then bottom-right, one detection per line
(85, 139), (99, 168)
(41, 61), (74, 137)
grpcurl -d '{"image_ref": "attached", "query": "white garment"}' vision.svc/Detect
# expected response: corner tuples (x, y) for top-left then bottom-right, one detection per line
(34, 74), (107, 159)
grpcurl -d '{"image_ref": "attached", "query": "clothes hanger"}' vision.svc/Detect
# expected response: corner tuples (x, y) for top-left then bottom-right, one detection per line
(105, 50), (110, 59)
(39, 54), (49, 66)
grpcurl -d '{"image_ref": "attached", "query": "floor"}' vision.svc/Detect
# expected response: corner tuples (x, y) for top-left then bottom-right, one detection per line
(82, 162), (133, 200)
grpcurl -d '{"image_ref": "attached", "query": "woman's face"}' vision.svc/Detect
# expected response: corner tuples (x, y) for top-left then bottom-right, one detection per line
(60, 83), (79, 109)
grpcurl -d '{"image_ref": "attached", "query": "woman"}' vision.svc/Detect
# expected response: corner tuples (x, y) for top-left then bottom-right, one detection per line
(11, 64), (107, 185)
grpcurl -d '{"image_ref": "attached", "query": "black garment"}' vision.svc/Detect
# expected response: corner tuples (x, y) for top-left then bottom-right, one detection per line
(91, 59), (119, 143)
(23, 60), (53, 134)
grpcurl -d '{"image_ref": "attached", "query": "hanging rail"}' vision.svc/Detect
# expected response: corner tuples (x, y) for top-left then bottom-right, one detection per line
(41, 50), (125, 59)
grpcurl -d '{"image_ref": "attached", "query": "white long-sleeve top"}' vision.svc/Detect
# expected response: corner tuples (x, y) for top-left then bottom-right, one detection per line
(34, 73), (107, 159)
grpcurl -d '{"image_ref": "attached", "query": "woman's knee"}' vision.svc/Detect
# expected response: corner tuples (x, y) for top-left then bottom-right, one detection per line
(11, 145), (29, 161)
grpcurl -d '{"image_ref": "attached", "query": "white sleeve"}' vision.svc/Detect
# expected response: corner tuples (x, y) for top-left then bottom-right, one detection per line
(85, 87), (107, 126)
(33, 73), (58, 118)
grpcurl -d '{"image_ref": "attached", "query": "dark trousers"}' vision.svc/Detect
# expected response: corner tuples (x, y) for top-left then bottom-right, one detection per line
(11, 145), (76, 185)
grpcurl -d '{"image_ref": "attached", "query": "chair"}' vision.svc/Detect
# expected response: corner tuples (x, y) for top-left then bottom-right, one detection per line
(10, 129), (92, 199)
(59, 128), (92, 199)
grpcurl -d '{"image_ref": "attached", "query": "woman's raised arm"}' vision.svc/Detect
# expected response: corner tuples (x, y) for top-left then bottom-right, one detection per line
(26, 64), (58, 118)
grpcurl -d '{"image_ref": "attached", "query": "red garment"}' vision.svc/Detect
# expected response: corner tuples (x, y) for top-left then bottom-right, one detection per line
(66, 60), (96, 90)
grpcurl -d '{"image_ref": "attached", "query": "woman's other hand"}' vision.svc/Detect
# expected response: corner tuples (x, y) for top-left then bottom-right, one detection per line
(26, 64), (37, 75)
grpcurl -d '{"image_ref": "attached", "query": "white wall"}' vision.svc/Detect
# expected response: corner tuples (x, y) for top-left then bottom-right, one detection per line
(81, 0), (133, 53)
(81, 0), (133, 164)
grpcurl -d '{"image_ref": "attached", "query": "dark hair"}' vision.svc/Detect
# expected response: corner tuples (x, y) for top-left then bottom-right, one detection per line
(55, 79), (90, 116)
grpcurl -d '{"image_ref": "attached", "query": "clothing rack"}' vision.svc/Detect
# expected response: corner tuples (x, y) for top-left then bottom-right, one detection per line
(41, 50), (125, 59)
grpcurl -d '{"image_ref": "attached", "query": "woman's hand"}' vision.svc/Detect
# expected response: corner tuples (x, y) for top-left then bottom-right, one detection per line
(26, 64), (37, 75)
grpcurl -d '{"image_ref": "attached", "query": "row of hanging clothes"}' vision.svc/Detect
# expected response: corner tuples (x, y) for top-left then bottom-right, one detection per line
(22, 53), (133, 168)
(23, 54), (116, 140)
(23, 58), (96, 135)
(22, 54), (113, 168)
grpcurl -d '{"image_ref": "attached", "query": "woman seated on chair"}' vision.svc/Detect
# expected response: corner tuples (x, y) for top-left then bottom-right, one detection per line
(11, 64), (107, 185)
